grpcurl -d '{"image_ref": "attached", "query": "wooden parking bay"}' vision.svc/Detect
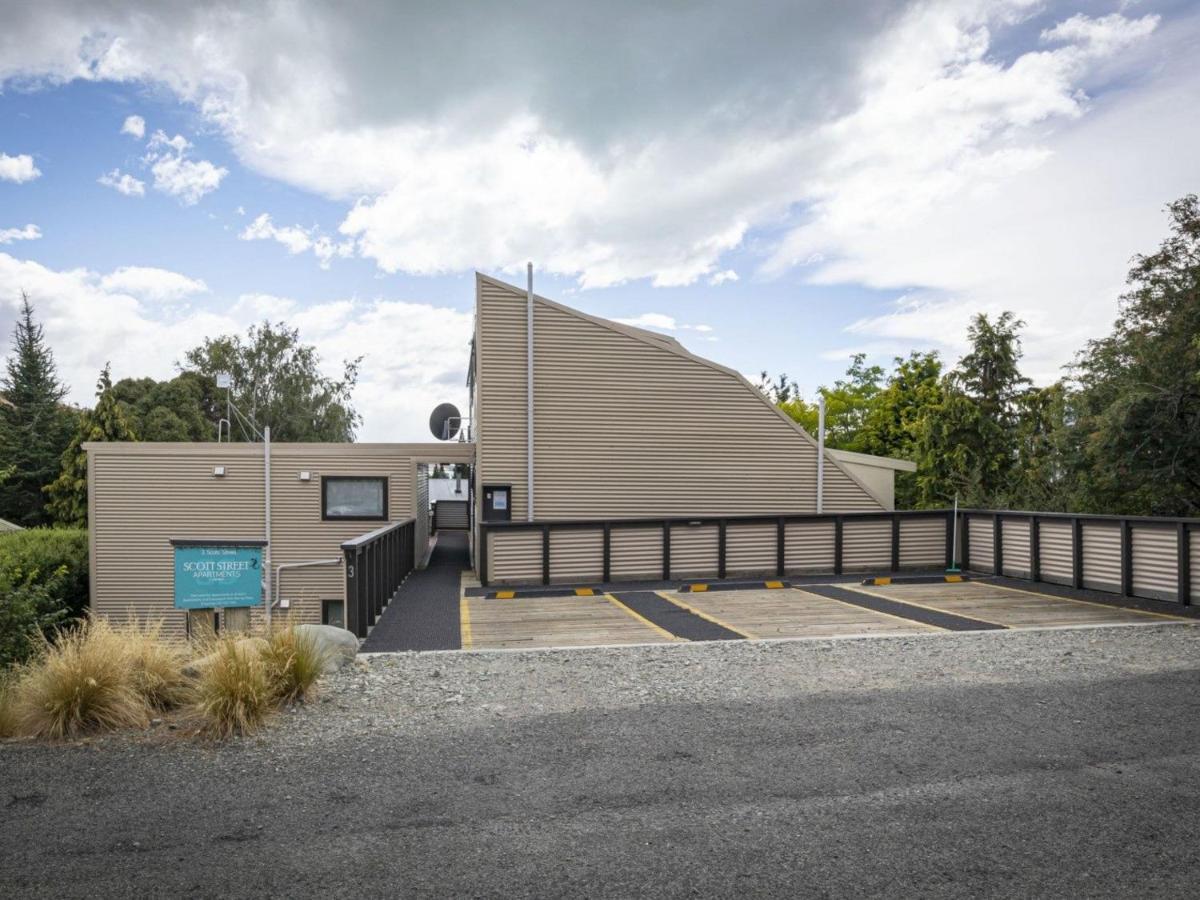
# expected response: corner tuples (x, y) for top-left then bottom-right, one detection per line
(461, 592), (678, 650)
(656, 588), (938, 640)
(854, 580), (1179, 630)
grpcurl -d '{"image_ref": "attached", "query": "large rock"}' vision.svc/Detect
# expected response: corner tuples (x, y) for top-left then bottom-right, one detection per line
(295, 624), (359, 671)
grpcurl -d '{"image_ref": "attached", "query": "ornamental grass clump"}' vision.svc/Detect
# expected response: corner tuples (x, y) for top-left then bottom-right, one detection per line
(0, 674), (17, 738)
(192, 637), (274, 739)
(118, 620), (190, 711)
(261, 624), (328, 704)
(13, 618), (149, 739)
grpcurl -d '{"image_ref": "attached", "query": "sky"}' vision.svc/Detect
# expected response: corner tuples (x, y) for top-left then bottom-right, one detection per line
(0, 0), (1197, 441)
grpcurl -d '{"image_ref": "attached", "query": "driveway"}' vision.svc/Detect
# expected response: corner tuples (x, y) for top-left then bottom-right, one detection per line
(3, 624), (1200, 898)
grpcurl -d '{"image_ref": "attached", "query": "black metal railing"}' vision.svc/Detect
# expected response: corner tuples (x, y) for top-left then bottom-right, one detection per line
(479, 508), (954, 587)
(341, 518), (416, 638)
(479, 507), (1197, 606)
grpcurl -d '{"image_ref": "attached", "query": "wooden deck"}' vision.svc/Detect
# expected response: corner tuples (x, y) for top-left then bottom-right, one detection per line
(656, 588), (937, 640)
(462, 593), (677, 650)
(850, 580), (1178, 629)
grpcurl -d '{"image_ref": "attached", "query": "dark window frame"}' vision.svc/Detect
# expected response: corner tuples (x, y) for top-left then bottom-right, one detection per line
(321, 475), (389, 522)
(322, 599), (345, 628)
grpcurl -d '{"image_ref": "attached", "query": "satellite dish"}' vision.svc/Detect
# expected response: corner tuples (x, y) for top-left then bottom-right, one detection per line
(429, 403), (461, 441)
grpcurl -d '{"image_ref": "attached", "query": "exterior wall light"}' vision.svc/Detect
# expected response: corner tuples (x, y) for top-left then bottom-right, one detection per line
(298, 471), (312, 482)
(212, 466), (226, 477)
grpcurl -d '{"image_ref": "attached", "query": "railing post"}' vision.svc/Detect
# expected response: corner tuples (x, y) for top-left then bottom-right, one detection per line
(776, 517), (785, 578)
(1178, 523), (1191, 606)
(479, 525), (489, 586)
(834, 516), (843, 576)
(542, 525), (550, 586)
(890, 514), (900, 572)
(962, 514), (970, 570)
(718, 520), (727, 580)
(1121, 519), (1133, 597)
(357, 548), (368, 636)
(662, 521), (671, 582)
(1030, 515), (1040, 583)
(343, 546), (361, 638)
(602, 523), (611, 583)
(1072, 517), (1084, 589)
(945, 510), (954, 569)
(993, 512), (1003, 576)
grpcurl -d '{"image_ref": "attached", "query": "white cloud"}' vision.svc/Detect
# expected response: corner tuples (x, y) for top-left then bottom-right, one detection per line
(615, 311), (715, 339)
(0, 152), (40, 183)
(98, 265), (208, 302)
(240, 212), (354, 268)
(0, 1), (1196, 381)
(0, 252), (470, 441)
(149, 154), (225, 204)
(0, 224), (41, 244)
(708, 269), (738, 286)
(231, 292), (296, 320)
(98, 168), (145, 196)
(120, 114), (145, 139)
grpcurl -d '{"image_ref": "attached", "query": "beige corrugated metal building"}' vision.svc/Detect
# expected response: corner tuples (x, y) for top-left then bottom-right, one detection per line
(86, 272), (913, 628)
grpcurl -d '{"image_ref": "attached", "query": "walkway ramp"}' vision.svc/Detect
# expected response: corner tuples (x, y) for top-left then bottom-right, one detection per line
(360, 532), (467, 652)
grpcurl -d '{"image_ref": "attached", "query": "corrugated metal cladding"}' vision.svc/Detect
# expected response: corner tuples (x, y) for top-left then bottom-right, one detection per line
(967, 516), (995, 572)
(1001, 518), (1032, 578)
(671, 524), (719, 578)
(1192, 530), (1199, 601)
(1081, 522), (1121, 592)
(1130, 525), (1178, 601)
(434, 500), (469, 530)
(1038, 520), (1073, 585)
(473, 274), (885, 525)
(611, 526), (663, 580)
(842, 519), (891, 571)
(415, 466), (430, 563)
(725, 522), (777, 575)
(88, 443), (469, 636)
(898, 518), (945, 568)
(786, 521), (835, 572)
(549, 529), (604, 582)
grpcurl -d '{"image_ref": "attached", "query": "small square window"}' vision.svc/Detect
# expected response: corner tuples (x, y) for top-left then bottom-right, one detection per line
(322, 476), (388, 521)
(322, 600), (345, 629)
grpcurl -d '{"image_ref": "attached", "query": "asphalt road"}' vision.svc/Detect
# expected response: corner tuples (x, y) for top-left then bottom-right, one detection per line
(3, 626), (1200, 898)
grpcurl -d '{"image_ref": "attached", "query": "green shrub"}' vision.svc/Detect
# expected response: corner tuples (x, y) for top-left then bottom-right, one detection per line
(192, 638), (274, 738)
(0, 673), (17, 738)
(0, 568), (69, 668)
(0, 528), (89, 617)
(12, 618), (149, 739)
(261, 625), (328, 703)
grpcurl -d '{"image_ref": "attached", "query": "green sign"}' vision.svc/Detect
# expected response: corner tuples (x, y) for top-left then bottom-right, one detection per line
(173, 545), (263, 609)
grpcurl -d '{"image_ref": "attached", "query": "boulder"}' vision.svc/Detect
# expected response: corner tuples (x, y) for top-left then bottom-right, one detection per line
(295, 624), (359, 671)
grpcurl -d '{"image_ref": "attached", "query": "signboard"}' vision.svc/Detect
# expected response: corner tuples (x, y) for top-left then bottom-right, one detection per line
(173, 544), (263, 609)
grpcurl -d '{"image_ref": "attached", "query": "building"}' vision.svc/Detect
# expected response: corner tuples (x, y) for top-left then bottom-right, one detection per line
(86, 273), (916, 634)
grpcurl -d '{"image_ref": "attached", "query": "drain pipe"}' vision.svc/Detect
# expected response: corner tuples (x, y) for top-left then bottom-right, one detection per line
(816, 395), (826, 514)
(263, 425), (272, 629)
(526, 261), (535, 522)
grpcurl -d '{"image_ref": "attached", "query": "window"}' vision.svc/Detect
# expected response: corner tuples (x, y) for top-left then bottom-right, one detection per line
(322, 476), (388, 521)
(322, 600), (345, 629)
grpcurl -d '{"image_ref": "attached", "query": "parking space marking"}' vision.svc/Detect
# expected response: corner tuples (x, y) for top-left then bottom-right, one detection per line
(846, 583), (1011, 629)
(980, 581), (1191, 621)
(601, 593), (682, 643)
(655, 590), (756, 639)
(801, 586), (952, 632)
(459, 595), (473, 650)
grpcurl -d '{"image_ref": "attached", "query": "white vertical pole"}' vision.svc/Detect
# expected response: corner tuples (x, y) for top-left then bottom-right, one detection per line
(526, 261), (535, 522)
(816, 395), (826, 514)
(263, 425), (272, 629)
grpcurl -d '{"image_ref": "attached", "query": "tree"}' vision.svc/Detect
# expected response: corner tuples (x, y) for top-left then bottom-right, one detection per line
(0, 294), (77, 526)
(856, 351), (944, 508)
(914, 312), (1035, 507)
(183, 321), (361, 442)
(1066, 195), (1200, 515)
(45, 365), (138, 527)
(109, 372), (221, 441)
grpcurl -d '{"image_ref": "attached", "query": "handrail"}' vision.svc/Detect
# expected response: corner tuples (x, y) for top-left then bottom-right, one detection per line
(481, 508), (952, 530)
(341, 517), (416, 550)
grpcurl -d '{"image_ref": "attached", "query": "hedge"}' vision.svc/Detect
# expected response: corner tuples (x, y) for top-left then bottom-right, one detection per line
(0, 528), (88, 667)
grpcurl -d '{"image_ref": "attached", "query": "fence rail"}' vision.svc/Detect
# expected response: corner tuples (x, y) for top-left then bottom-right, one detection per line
(341, 518), (416, 638)
(479, 508), (1197, 606)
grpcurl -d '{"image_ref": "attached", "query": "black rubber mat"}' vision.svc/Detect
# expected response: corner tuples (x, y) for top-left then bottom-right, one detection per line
(805, 584), (1006, 632)
(361, 532), (468, 652)
(609, 591), (744, 642)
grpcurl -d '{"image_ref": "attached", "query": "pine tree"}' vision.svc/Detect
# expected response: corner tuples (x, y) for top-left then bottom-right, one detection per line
(0, 294), (75, 526)
(45, 365), (138, 527)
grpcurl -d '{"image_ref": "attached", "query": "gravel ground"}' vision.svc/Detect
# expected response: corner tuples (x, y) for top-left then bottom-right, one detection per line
(3, 624), (1200, 898)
